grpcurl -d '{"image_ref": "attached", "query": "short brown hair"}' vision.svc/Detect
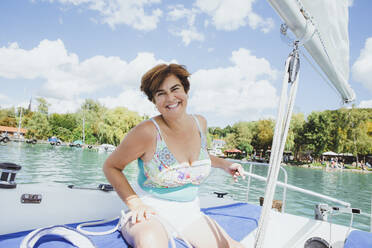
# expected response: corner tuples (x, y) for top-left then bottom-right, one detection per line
(140, 64), (191, 102)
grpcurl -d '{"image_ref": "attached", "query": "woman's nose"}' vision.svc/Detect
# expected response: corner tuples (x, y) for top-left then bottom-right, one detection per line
(165, 92), (176, 101)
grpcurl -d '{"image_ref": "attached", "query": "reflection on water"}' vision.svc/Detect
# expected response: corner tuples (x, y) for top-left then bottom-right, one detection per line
(1, 142), (371, 231)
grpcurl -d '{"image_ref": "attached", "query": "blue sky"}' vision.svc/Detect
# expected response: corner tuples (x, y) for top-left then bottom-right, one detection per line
(0, 0), (371, 127)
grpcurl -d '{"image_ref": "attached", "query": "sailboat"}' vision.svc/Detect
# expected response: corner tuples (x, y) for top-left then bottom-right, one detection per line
(0, 0), (371, 247)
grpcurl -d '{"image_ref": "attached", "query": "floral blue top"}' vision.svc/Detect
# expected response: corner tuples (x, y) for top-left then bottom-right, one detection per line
(137, 115), (211, 201)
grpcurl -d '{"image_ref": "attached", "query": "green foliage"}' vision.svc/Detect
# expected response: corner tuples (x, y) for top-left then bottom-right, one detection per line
(0, 116), (17, 127)
(1, 100), (371, 156)
(207, 108), (372, 160)
(36, 97), (50, 115)
(251, 119), (274, 152)
(96, 107), (144, 146)
(232, 121), (254, 153)
(289, 113), (305, 158)
(0, 107), (17, 126)
(49, 113), (78, 132)
(26, 112), (51, 139)
(300, 111), (332, 157)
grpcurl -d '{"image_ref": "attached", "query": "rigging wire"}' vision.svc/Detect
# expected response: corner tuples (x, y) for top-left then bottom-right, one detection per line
(294, 0), (354, 103)
(280, 21), (352, 109)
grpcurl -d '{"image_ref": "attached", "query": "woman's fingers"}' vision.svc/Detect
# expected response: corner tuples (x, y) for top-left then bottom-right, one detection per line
(128, 207), (157, 224)
(137, 208), (145, 222)
(237, 165), (246, 180)
(230, 163), (246, 181)
(128, 211), (136, 225)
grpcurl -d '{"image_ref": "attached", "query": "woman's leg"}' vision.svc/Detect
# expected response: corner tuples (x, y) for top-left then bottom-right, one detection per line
(121, 217), (169, 248)
(181, 215), (244, 248)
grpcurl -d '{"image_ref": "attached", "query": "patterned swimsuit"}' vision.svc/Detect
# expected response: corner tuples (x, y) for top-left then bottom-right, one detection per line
(137, 115), (212, 201)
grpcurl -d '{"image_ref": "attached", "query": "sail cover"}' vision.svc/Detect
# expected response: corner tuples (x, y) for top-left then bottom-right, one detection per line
(267, 0), (355, 103)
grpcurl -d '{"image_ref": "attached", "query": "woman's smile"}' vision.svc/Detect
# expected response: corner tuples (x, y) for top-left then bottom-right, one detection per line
(166, 101), (180, 110)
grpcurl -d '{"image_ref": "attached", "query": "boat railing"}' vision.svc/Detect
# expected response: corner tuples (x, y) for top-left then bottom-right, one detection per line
(238, 161), (351, 210)
(244, 162), (288, 213)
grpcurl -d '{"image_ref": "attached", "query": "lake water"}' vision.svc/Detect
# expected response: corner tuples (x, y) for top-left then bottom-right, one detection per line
(1, 142), (371, 231)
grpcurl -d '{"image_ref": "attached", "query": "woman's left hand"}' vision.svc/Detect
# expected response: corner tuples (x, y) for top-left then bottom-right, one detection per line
(224, 163), (246, 182)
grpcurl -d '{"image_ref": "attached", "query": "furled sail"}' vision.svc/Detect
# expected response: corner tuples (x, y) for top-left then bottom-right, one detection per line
(267, 0), (355, 103)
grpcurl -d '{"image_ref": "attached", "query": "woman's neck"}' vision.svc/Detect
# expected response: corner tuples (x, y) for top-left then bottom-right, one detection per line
(160, 113), (191, 133)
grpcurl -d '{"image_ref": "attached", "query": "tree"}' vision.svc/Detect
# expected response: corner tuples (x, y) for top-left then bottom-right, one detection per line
(290, 113), (305, 159)
(251, 119), (274, 153)
(300, 111), (331, 158)
(0, 107), (17, 126)
(36, 98), (50, 115)
(233, 121), (254, 154)
(97, 107), (144, 145)
(26, 112), (51, 139)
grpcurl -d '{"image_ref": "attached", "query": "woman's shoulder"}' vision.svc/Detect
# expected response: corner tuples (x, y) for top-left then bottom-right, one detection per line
(130, 118), (158, 140)
(193, 114), (207, 131)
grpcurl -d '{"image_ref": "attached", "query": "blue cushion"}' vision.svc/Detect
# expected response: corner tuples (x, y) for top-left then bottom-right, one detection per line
(344, 230), (372, 248)
(0, 202), (261, 248)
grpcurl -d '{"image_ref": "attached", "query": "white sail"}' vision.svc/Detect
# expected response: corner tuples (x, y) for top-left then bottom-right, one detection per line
(267, 0), (355, 103)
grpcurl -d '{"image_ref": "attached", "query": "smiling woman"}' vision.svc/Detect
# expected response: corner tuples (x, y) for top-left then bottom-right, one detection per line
(103, 63), (246, 248)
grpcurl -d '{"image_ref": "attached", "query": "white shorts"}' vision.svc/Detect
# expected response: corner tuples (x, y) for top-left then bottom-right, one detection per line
(132, 181), (204, 233)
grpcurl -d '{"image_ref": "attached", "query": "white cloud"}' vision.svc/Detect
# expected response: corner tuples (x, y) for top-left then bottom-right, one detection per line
(348, 0), (354, 7)
(99, 90), (159, 117)
(195, 0), (274, 32)
(46, 97), (85, 114)
(171, 28), (205, 46)
(352, 37), (372, 93)
(0, 39), (175, 115)
(0, 39), (279, 125)
(167, 5), (204, 46)
(50, 0), (163, 31)
(167, 5), (197, 26)
(188, 48), (279, 124)
(358, 99), (372, 108)
(0, 39), (126, 99)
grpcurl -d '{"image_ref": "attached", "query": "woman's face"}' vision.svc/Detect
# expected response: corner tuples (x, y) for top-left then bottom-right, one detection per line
(153, 74), (188, 118)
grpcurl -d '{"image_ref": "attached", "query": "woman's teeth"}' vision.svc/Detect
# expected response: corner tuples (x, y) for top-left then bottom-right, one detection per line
(167, 103), (179, 109)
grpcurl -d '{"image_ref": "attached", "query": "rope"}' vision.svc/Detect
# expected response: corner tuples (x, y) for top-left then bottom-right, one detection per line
(254, 45), (300, 247)
(77, 210), (193, 248)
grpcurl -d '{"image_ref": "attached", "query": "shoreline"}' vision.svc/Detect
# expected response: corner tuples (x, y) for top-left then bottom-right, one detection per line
(236, 158), (372, 174)
(284, 163), (372, 174)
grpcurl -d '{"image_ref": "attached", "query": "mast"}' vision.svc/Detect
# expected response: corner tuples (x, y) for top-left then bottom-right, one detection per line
(17, 107), (23, 139)
(82, 114), (85, 144)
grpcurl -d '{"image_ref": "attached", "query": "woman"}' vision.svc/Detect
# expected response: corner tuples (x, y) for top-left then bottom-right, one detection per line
(103, 64), (245, 248)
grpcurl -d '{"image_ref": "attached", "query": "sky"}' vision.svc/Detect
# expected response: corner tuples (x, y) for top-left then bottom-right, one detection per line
(0, 0), (371, 127)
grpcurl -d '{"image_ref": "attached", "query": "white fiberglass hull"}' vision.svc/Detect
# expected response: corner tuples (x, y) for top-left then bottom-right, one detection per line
(1, 184), (359, 248)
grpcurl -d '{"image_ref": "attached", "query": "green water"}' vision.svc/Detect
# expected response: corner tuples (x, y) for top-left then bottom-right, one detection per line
(1, 142), (371, 231)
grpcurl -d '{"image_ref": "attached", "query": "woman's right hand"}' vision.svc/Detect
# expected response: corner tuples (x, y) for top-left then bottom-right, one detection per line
(126, 196), (157, 224)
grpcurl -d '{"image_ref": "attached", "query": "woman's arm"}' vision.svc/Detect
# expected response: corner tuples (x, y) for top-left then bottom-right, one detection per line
(196, 115), (245, 182)
(210, 155), (245, 182)
(103, 121), (156, 222)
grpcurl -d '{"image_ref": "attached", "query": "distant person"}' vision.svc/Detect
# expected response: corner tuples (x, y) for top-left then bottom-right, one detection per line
(103, 64), (245, 248)
(366, 161), (371, 168)
(361, 160), (366, 170)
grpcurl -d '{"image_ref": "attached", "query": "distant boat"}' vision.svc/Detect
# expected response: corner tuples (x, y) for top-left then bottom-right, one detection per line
(98, 144), (116, 153)
(48, 136), (62, 146)
(69, 140), (83, 148)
